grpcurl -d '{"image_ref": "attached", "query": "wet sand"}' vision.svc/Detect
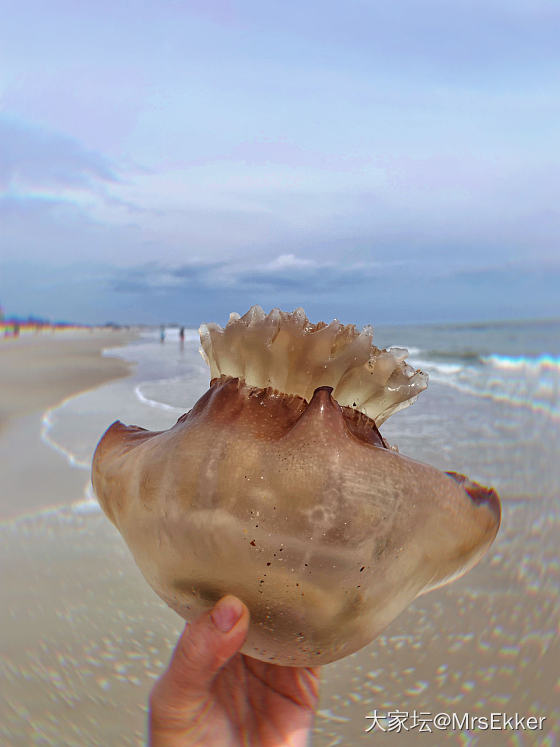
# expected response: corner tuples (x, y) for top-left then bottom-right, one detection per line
(0, 330), (136, 430)
(1, 332), (558, 745)
(0, 331), (137, 520)
(0, 330), (177, 745)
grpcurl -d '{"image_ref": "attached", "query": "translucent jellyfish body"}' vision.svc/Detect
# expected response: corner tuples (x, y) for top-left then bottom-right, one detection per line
(92, 307), (500, 665)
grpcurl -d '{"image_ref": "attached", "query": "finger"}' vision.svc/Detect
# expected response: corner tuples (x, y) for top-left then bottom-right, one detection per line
(155, 595), (249, 704)
(244, 658), (321, 710)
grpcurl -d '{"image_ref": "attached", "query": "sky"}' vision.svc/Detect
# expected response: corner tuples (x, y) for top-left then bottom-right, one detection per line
(1, 0), (559, 326)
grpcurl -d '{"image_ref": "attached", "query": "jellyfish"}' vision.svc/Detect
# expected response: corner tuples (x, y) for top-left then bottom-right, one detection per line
(92, 307), (500, 666)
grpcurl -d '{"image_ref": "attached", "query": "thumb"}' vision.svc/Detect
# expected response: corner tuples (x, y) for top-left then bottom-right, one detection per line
(153, 596), (249, 706)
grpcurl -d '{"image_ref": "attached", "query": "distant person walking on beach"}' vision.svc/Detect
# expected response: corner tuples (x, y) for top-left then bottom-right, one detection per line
(179, 326), (185, 343)
(160, 325), (165, 343)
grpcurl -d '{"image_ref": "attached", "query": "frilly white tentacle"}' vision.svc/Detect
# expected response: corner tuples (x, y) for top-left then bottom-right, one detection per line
(199, 305), (428, 425)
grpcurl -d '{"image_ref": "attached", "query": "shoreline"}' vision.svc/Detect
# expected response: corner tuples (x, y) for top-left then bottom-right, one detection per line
(0, 329), (139, 429)
(0, 330), (139, 521)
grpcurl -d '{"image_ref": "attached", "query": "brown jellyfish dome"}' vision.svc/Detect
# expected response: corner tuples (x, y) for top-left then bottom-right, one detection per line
(92, 307), (501, 666)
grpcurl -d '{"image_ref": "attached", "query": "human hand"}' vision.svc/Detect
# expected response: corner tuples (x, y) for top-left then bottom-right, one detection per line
(149, 595), (320, 746)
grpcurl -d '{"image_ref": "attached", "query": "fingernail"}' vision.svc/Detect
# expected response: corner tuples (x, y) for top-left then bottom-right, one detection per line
(211, 596), (244, 633)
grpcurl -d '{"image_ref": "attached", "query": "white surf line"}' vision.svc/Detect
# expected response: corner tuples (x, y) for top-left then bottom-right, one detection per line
(426, 373), (560, 421)
(0, 480), (98, 529)
(134, 383), (185, 413)
(72, 483), (103, 514)
(412, 355), (560, 421)
(1, 341), (144, 528)
(0, 502), (78, 529)
(39, 341), (141, 469)
(40, 400), (91, 470)
(100, 341), (144, 363)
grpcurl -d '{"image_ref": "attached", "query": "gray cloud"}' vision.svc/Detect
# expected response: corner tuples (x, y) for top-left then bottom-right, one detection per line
(104, 256), (560, 325)
(0, 116), (118, 190)
(0, 193), (146, 264)
(110, 261), (228, 293)
(108, 255), (402, 296)
(2, 255), (558, 326)
(445, 263), (560, 292)
(232, 255), (403, 292)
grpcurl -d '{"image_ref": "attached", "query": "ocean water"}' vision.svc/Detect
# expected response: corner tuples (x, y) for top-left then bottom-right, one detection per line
(2, 319), (559, 745)
(43, 319), (560, 508)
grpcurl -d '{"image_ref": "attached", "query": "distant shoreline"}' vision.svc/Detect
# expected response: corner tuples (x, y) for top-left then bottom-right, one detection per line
(0, 329), (139, 522)
(0, 329), (139, 429)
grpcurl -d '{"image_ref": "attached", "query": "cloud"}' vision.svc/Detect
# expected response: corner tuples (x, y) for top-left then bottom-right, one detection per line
(2, 255), (558, 326)
(0, 116), (118, 191)
(110, 260), (227, 293)
(265, 254), (317, 271)
(233, 255), (397, 292)
(103, 256), (560, 327)
(0, 193), (147, 264)
(107, 254), (405, 297)
(446, 262), (560, 289)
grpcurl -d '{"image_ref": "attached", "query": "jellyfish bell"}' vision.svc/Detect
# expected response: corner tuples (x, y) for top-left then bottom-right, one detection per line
(92, 307), (500, 666)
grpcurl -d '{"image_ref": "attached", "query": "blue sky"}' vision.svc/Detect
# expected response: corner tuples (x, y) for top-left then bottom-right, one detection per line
(1, 0), (559, 325)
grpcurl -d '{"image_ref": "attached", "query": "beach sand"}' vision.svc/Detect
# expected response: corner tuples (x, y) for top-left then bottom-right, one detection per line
(0, 330), (165, 746)
(0, 331), (136, 519)
(0, 331), (135, 429)
(1, 331), (558, 745)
